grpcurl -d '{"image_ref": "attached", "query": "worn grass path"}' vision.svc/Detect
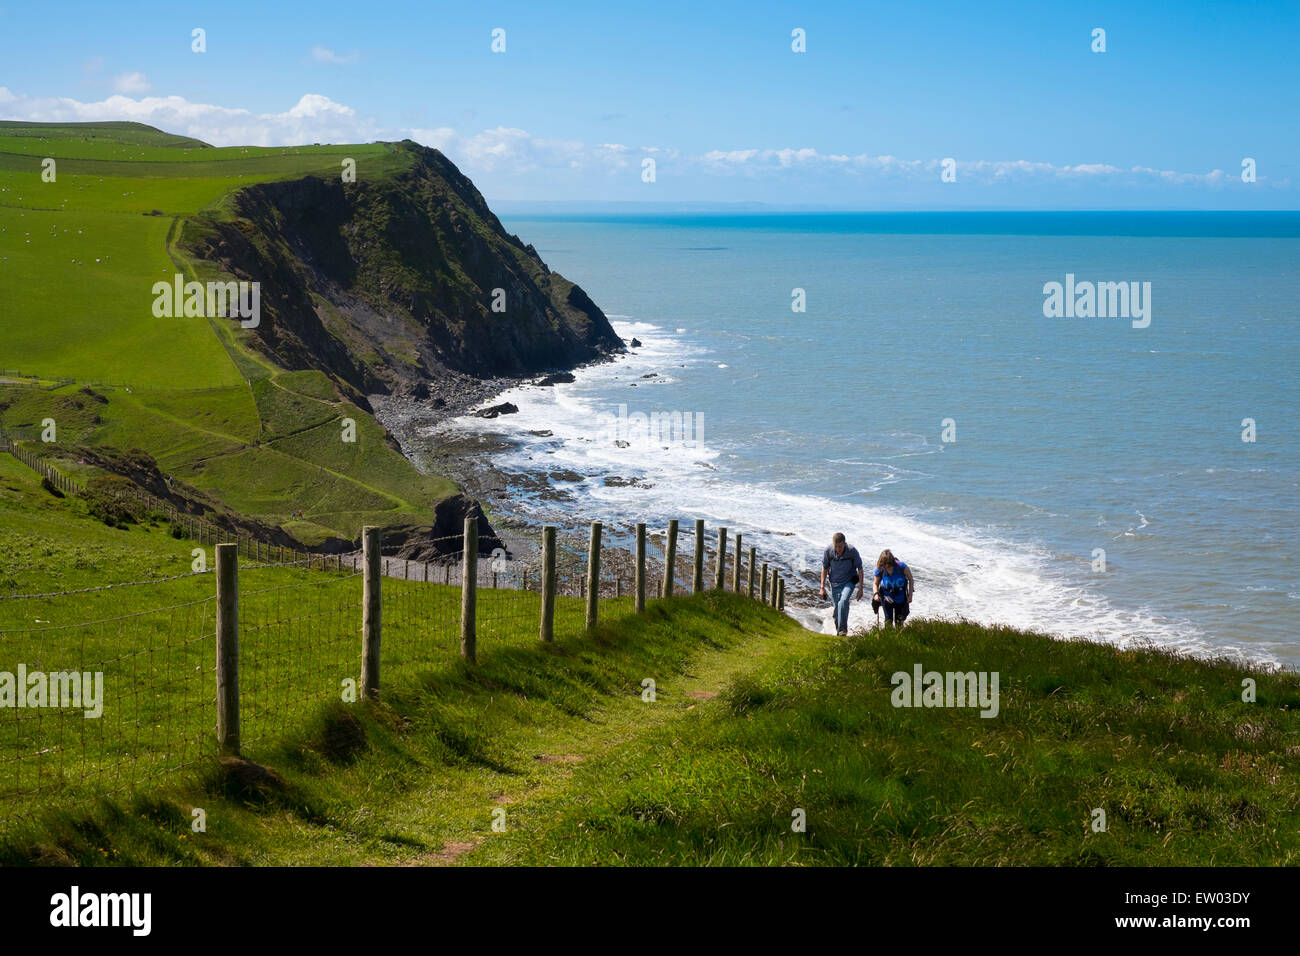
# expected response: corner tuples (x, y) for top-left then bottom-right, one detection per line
(0, 594), (821, 866)
(395, 609), (820, 867)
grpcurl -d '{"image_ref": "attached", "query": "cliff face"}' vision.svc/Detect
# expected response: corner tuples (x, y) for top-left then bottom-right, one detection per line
(181, 141), (623, 402)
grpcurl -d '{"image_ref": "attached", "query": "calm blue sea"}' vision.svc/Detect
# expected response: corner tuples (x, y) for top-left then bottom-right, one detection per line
(432, 212), (1300, 665)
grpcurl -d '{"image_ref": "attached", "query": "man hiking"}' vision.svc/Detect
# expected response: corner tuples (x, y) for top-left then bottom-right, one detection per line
(872, 549), (914, 627)
(819, 532), (864, 636)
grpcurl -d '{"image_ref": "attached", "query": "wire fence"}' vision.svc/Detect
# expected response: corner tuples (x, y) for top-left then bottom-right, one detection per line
(0, 370), (76, 391)
(0, 519), (787, 833)
(2, 439), (344, 569)
(0, 576), (217, 821)
(238, 564), (363, 749)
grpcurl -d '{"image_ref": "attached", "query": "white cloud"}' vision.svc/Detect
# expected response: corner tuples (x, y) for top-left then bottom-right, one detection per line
(0, 90), (379, 147)
(0, 85), (1262, 192)
(112, 72), (152, 94)
(699, 147), (1232, 187)
(406, 125), (646, 174)
(405, 126), (458, 151)
(311, 46), (360, 65)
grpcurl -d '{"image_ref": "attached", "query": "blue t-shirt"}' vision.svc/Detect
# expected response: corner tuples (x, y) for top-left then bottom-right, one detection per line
(823, 545), (863, 585)
(875, 562), (909, 601)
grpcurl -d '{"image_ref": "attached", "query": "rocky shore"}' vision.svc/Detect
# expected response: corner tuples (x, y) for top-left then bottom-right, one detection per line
(370, 360), (814, 626)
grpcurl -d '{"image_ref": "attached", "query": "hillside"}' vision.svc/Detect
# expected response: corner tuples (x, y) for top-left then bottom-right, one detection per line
(0, 122), (621, 546)
(0, 471), (1293, 868)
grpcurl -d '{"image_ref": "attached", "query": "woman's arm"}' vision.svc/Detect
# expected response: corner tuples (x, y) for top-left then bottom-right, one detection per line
(903, 565), (914, 602)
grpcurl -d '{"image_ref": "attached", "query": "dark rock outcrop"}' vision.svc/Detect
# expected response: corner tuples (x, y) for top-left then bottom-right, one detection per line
(536, 371), (576, 386)
(378, 494), (506, 561)
(472, 402), (518, 419)
(180, 141), (624, 407)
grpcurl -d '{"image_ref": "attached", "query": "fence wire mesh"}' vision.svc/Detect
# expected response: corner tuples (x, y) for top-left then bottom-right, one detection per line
(0, 520), (779, 832)
(238, 563), (363, 752)
(0, 575), (217, 830)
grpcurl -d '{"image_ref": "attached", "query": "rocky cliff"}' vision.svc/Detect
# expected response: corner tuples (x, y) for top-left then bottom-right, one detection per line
(181, 141), (623, 406)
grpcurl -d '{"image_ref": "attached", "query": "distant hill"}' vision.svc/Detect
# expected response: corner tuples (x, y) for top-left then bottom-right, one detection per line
(0, 119), (213, 149)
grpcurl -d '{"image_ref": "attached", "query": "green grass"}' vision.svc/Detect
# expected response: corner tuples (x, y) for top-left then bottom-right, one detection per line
(464, 620), (1300, 866)
(0, 453), (200, 593)
(0, 584), (795, 866)
(0, 208), (238, 388)
(0, 120), (212, 150)
(0, 454), (608, 832)
(1, 479), (1294, 868)
(0, 122), (448, 542)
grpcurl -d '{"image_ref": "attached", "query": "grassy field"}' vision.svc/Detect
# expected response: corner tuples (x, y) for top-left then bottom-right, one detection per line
(1, 457), (1294, 867)
(0, 449), (636, 840)
(0, 121), (451, 542)
(2, 579), (1295, 866)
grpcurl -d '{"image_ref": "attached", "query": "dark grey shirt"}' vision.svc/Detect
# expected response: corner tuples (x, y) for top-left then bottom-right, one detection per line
(823, 545), (864, 585)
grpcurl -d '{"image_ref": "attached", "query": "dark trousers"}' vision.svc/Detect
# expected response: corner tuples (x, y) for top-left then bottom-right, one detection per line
(882, 600), (909, 625)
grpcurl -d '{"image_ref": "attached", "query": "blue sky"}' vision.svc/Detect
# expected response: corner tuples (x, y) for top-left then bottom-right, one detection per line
(1, 0), (1297, 207)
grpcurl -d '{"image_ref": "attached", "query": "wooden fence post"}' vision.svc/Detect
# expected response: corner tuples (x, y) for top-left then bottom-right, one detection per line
(777, 576), (786, 611)
(539, 525), (557, 643)
(662, 519), (678, 598)
(635, 522), (647, 612)
(714, 527), (728, 590)
(747, 546), (757, 599)
(361, 527), (381, 698)
(215, 542), (240, 756)
(692, 519), (705, 593)
(461, 517), (478, 662)
(760, 562), (770, 604)
(585, 521), (602, 629)
(731, 533), (743, 592)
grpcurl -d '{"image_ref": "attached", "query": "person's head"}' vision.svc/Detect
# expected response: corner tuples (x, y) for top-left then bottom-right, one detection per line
(832, 532), (846, 554)
(877, 549), (898, 571)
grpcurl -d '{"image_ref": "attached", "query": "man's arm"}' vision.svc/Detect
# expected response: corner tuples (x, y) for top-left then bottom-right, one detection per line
(819, 552), (828, 595)
(855, 550), (864, 598)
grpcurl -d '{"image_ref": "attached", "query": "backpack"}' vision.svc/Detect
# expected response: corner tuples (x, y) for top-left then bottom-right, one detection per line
(878, 562), (908, 600)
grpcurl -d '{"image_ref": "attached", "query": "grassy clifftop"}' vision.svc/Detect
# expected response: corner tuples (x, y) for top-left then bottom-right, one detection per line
(1, 562), (1294, 866)
(0, 122), (617, 544)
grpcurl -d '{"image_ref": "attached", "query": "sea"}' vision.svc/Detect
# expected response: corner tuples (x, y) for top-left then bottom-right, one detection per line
(424, 211), (1300, 666)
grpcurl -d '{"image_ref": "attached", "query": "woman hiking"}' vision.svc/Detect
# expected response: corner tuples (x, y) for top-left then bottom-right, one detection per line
(872, 549), (914, 627)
